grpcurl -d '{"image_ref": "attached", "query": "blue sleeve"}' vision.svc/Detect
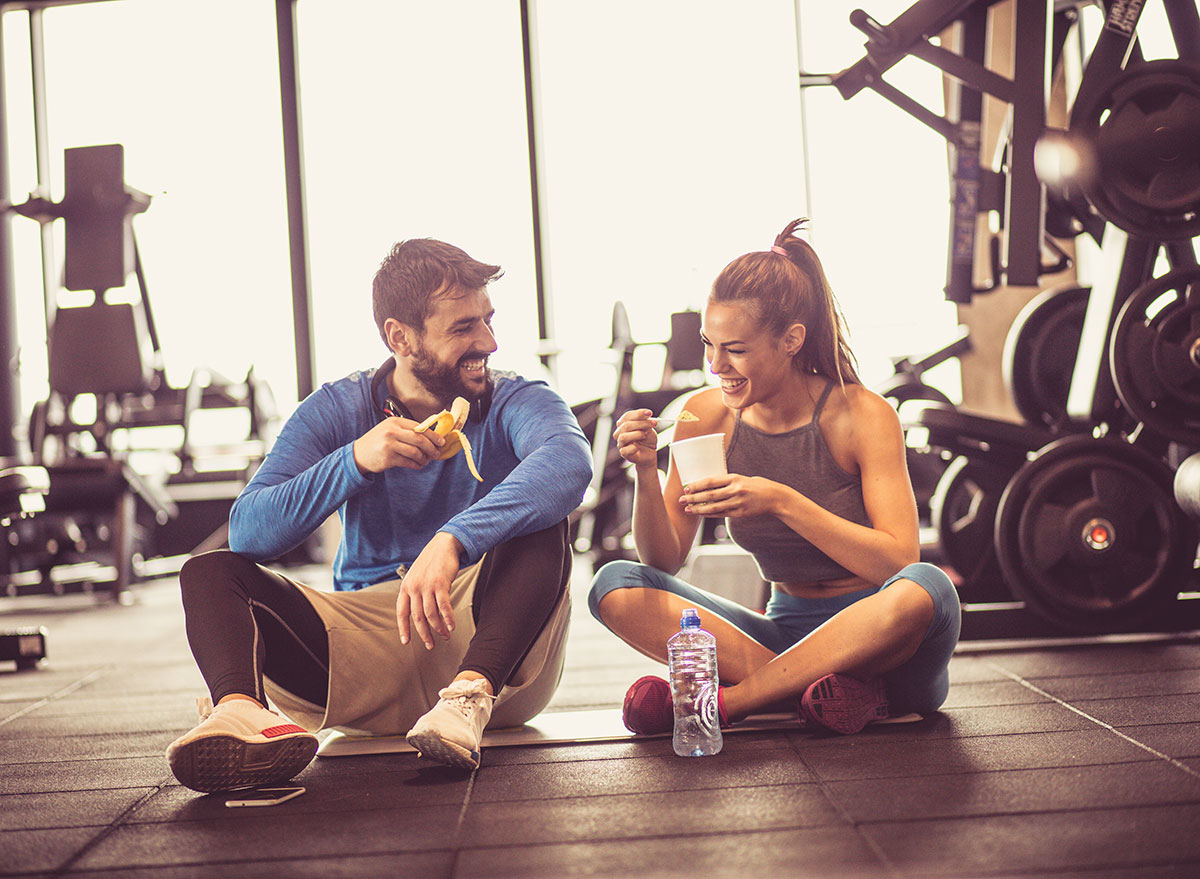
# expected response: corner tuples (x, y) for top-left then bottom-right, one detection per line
(228, 386), (373, 560)
(439, 382), (592, 564)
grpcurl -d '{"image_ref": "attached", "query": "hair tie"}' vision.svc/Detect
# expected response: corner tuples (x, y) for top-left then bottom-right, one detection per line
(770, 245), (788, 256)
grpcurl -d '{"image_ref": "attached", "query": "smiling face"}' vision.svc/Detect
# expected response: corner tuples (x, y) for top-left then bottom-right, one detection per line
(701, 300), (804, 410)
(407, 286), (498, 404)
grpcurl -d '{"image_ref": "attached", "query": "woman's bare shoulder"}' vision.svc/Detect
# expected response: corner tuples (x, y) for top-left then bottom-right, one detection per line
(831, 383), (903, 456)
(839, 382), (896, 420)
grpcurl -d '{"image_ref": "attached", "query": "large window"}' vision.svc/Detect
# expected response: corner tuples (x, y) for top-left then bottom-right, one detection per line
(6, 0), (294, 417)
(530, 1), (812, 403)
(296, 1), (541, 389)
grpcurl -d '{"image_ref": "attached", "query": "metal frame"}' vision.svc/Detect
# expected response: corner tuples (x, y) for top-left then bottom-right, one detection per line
(274, 0), (315, 402)
(0, 10), (16, 458)
(800, 0), (1055, 292)
(520, 0), (553, 375)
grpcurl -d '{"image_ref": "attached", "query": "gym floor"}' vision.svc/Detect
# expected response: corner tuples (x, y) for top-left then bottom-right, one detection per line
(2, 558), (1199, 878)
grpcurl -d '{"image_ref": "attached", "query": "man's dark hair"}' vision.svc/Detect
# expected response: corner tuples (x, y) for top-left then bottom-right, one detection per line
(372, 238), (503, 345)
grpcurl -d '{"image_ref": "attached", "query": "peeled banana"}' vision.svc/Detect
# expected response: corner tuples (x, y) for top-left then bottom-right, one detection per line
(414, 397), (483, 481)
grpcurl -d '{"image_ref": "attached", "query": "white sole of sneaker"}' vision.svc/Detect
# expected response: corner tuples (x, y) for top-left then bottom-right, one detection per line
(169, 733), (318, 793)
(405, 730), (480, 770)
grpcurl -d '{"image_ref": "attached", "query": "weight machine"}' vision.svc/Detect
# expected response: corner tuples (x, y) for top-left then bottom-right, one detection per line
(805, 0), (1200, 637)
(0, 143), (278, 604)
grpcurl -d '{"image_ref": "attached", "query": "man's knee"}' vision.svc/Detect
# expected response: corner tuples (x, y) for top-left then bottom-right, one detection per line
(490, 520), (569, 572)
(179, 550), (258, 599)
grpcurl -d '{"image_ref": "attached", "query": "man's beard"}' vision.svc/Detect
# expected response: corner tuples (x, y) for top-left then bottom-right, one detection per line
(410, 344), (492, 406)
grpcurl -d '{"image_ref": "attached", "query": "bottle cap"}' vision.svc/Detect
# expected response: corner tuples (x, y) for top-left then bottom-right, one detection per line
(681, 608), (701, 628)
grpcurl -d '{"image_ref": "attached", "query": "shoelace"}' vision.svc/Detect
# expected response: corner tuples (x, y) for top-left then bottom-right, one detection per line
(439, 684), (497, 718)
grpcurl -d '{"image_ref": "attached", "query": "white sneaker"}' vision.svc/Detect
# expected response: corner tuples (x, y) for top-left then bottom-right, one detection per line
(166, 696), (318, 793)
(405, 678), (496, 769)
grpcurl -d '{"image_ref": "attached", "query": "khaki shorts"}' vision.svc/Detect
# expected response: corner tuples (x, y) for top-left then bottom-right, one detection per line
(264, 560), (571, 735)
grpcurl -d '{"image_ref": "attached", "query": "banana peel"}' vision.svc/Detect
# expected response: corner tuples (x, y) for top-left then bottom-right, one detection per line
(414, 397), (482, 481)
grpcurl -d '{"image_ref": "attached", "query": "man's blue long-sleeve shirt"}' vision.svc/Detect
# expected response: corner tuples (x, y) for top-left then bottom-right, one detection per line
(228, 367), (592, 591)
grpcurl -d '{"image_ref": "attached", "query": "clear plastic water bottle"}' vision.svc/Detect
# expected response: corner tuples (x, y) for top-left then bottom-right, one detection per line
(668, 608), (723, 757)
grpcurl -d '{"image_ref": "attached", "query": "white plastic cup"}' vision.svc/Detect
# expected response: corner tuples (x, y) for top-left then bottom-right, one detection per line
(671, 433), (727, 486)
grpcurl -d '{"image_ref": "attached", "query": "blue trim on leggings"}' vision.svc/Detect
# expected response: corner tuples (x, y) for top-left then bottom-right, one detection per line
(588, 560), (960, 715)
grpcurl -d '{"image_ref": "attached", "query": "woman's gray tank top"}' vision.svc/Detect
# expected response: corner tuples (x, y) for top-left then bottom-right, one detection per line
(724, 381), (871, 583)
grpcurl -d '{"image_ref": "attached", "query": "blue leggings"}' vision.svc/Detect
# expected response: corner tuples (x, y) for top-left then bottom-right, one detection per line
(588, 561), (961, 716)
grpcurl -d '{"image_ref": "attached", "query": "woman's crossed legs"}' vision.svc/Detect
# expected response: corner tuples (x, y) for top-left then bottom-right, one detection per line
(588, 560), (960, 723)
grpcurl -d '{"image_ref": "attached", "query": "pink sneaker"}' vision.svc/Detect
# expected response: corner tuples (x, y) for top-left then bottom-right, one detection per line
(623, 676), (673, 734)
(623, 675), (731, 735)
(799, 673), (888, 734)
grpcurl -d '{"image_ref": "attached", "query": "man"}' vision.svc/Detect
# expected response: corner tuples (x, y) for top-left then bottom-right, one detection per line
(165, 238), (591, 791)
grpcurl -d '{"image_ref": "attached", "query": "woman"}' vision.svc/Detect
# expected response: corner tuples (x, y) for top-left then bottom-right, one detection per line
(588, 218), (960, 736)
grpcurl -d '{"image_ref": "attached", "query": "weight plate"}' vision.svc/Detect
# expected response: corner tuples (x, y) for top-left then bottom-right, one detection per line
(1071, 60), (1200, 240)
(994, 436), (1189, 631)
(1109, 267), (1200, 444)
(930, 455), (1015, 602)
(1003, 285), (1089, 430)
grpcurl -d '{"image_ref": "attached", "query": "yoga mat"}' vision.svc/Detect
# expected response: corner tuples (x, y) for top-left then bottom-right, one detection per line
(316, 707), (921, 757)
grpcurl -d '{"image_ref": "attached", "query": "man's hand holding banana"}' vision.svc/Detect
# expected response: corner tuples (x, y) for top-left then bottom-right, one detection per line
(352, 397), (482, 480)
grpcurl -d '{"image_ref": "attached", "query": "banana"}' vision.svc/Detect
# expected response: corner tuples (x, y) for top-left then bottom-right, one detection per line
(414, 397), (482, 481)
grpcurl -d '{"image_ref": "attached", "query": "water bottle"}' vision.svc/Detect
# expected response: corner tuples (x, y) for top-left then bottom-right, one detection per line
(668, 608), (723, 757)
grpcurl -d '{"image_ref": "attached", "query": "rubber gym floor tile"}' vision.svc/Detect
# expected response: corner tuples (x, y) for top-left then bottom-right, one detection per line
(860, 802), (1200, 877)
(1114, 723), (1200, 759)
(795, 701), (1092, 748)
(0, 827), (101, 876)
(1023, 668), (1200, 700)
(0, 669), (100, 702)
(984, 641), (1200, 679)
(458, 782), (843, 847)
(69, 804), (464, 871)
(941, 655), (1018, 683)
(0, 756), (170, 795)
(6, 692), (186, 718)
(61, 851), (456, 879)
(936, 679), (1050, 708)
(454, 826), (886, 879)
(986, 866), (1200, 879)
(71, 667), (205, 696)
(130, 764), (474, 822)
(0, 788), (153, 831)
(821, 760), (1200, 823)
(1068, 693), (1200, 727)
(0, 700), (37, 719)
(0, 729), (175, 763)
(798, 728), (1158, 781)
(469, 747), (816, 803)
(0, 708), (191, 737)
